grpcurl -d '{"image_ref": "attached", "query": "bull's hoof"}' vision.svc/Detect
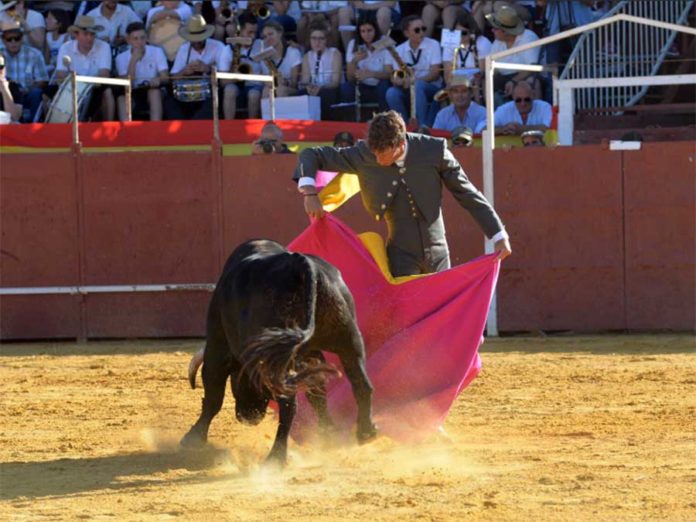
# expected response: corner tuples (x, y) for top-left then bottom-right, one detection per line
(263, 451), (287, 469)
(180, 428), (207, 449)
(357, 423), (379, 445)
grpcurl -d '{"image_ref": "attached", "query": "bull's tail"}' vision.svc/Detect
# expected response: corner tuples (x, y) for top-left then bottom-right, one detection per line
(241, 253), (339, 397)
(188, 346), (205, 389)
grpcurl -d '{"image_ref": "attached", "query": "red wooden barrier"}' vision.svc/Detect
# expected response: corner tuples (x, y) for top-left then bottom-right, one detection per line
(1, 142), (694, 339)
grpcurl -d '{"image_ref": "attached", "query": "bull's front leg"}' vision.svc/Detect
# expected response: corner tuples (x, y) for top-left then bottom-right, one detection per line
(339, 349), (378, 444)
(181, 360), (228, 448)
(265, 395), (296, 466)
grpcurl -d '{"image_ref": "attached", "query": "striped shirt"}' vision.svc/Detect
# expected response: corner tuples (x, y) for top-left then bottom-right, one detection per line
(3, 44), (49, 89)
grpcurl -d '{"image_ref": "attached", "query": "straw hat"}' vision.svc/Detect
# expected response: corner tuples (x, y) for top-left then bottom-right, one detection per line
(485, 4), (524, 36)
(447, 74), (471, 89)
(68, 15), (104, 35)
(179, 14), (214, 42)
(0, 19), (23, 35)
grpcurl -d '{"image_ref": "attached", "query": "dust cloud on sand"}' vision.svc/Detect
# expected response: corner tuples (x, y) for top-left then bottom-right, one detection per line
(1, 335), (695, 521)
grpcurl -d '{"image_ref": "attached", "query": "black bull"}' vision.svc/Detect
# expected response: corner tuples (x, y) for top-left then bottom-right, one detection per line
(181, 239), (378, 463)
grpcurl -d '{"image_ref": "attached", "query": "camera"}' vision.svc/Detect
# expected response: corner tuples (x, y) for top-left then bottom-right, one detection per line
(257, 139), (277, 154)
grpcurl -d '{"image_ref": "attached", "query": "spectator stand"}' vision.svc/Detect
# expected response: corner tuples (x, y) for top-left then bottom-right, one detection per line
(482, 12), (696, 336)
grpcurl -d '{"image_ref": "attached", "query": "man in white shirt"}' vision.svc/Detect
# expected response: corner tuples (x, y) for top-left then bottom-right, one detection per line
(486, 4), (541, 104)
(477, 81), (552, 135)
(166, 14), (226, 120)
(385, 15), (442, 127)
(87, 0), (141, 48)
(432, 74), (485, 133)
(54, 15), (115, 121)
(115, 21), (169, 121)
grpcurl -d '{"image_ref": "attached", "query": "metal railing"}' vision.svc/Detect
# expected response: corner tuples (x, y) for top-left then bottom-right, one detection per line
(210, 68), (275, 142)
(65, 73), (132, 145)
(560, 0), (694, 109)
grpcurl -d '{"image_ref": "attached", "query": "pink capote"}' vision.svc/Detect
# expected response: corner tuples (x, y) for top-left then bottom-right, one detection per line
(287, 214), (500, 443)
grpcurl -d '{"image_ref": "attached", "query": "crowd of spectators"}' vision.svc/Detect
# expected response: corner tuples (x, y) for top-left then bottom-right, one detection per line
(0, 0), (615, 144)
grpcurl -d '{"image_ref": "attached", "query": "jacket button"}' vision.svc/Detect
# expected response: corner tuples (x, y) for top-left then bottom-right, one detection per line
(375, 214), (380, 221)
(392, 180), (398, 186)
(387, 192), (392, 197)
(412, 212), (418, 218)
(381, 203), (386, 210)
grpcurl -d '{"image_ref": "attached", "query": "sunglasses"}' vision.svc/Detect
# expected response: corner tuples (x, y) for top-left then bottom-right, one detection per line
(3, 35), (21, 43)
(411, 26), (427, 34)
(515, 97), (532, 103)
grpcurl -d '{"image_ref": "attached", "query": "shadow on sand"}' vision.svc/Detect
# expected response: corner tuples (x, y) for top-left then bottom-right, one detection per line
(1, 446), (243, 501)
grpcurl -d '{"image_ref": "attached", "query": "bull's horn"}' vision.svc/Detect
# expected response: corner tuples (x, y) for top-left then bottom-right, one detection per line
(188, 347), (205, 389)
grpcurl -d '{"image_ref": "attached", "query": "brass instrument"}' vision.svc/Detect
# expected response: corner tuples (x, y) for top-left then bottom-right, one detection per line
(375, 37), (417, 123)
(434, 43), (468, 103)
(227, 37), (253, 75)
(252, 47), (280, 87)
(250, 1), (271, 20)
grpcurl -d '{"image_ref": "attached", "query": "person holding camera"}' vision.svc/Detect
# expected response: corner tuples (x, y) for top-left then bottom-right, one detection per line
(251, 121), (293, 155)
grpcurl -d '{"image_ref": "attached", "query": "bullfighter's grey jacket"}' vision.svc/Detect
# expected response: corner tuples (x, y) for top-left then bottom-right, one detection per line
(293, 133), (506, 274)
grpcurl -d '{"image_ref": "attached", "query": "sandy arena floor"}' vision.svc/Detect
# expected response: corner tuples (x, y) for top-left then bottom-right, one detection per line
(1, 334), (694, 521)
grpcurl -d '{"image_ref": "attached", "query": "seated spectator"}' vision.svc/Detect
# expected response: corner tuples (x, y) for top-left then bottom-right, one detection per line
(0, 0), (45, 50)
(421, 0), (466, 39)
(333, 130), (354, 147)
(166, 14), (226, 120)
(537, 0), (595, 64)
(296, 1), (350, 50)
(146, 0), (193, 30)
(43, 9), (71, 76)
(477, 81), (551, 135)
(340, 16), (390, 114)
(54, 16), (115, 121)
(385, 14), (442, 127)
(352, 1), (400, 39)
(451, 125), (473, 148)
(0, 20), (47, 122)
(221, 10), (264, 119)
(520, 128), (545, 147)
(115, 21), (169, 121)
(0, 52), (22, 122)
(86, 0), (141, 49)
(257, 20), (302, 98)
(298, 21), (342, 120)
(432, 75), (486, 134)
(251, 120), (293, 154)
(486, 3), (540, 104)
(264, 0), (298, 42)
(442, 10), (491, 102)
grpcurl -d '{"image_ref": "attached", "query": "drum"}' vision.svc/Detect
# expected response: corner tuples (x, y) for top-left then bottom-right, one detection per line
(172, 78), (211, 103)
(148, 17), (185, 62)
(44, 77), (94, 123)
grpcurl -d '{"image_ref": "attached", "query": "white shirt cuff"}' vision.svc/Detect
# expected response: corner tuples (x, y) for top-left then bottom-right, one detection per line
(491, 229), (509, 243)
(298, 177), (316, 189)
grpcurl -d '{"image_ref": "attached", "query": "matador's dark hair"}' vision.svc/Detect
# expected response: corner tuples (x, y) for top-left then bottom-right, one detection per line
(367, 111), (407, 152)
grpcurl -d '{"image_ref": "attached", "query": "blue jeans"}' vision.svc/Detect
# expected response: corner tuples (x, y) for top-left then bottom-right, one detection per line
(386, 79), (441, 126)
(22, 86), (44, 123)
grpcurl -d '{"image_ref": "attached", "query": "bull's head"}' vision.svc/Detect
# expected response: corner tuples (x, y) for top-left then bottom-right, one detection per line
(231, 374), (269, 425)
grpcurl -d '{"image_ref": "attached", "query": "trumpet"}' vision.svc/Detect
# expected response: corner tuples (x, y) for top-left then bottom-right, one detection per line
(433, 44), (468, 103)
